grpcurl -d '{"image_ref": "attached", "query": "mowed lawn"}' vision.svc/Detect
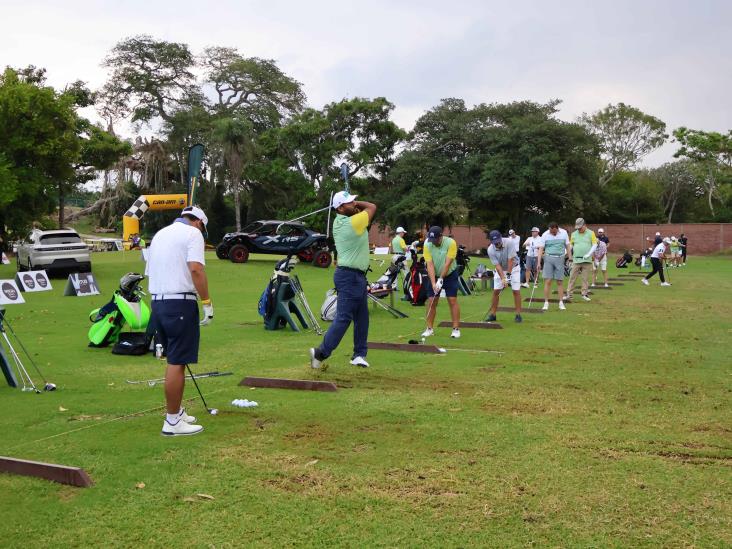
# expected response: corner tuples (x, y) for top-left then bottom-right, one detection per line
(0, 251), (730, 547)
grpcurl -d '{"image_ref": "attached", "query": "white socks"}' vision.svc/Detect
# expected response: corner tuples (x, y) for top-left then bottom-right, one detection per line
(166, 412), (180, 424)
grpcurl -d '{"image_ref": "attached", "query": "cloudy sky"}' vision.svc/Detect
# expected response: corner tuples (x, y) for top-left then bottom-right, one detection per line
(2, 0), (729, 165)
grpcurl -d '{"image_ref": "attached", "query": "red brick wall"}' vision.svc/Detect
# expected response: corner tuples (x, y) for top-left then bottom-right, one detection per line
(370, 223), (732, 255)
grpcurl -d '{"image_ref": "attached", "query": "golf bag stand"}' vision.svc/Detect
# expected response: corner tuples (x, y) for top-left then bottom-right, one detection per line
(265, 274), (309, 332)
(0, 310), (39, 392)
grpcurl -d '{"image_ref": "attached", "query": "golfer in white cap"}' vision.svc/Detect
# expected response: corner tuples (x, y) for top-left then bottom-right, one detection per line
(522, 227), (542, 288)
(147, 205), (213, 437)
(310, 191), (377, 369)
(391, 227), (407, 254)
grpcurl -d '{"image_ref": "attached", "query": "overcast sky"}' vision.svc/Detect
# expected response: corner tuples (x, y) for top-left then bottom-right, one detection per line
(2, 0), (730, 166)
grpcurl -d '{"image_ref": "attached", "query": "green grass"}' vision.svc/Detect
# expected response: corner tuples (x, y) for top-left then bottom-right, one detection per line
(0, 252), (730, 547)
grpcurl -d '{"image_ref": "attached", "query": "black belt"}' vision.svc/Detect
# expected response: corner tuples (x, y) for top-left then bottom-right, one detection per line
(337, 266), (367, 275)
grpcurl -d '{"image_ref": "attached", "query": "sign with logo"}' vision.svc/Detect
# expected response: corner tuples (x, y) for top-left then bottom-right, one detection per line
(0, 280), (25, 305)
(373, 247), (390, 255)
(1, 253), (9, 265)
(15, 270), (52, 292)
(64, 272), (100, 297)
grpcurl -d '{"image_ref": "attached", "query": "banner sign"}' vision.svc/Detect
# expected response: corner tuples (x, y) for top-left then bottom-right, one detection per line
(0, 280), (25, 305)
(64, 272), (100, 297)
(15, 270), (52, 292)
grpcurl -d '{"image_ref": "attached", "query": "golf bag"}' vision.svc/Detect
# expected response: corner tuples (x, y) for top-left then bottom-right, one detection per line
(320, 288), (338, 321)
(260, 256), (321, 333)
(370, 254), (407, 292)
(564, 258), (572, 277)
(455, 245), (474, 295)
(88, 273), (151, 348)
(616, 250), (634, 268)
(635, 248), (652, 268)
(403, 251), (429, 306)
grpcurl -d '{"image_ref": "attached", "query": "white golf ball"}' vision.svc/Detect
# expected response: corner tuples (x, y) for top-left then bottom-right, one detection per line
(210, 409), (218, 415)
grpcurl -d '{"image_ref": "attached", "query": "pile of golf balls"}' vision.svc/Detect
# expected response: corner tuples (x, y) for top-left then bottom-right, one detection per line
(231, 399), (258, 408)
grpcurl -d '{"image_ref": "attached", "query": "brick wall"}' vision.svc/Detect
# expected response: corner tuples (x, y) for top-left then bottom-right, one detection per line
(369, 223), (732, 255)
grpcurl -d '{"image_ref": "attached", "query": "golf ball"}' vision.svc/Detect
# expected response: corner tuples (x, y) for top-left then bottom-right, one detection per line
(421, 337), (426, 344)
(210, 409), (218, 415)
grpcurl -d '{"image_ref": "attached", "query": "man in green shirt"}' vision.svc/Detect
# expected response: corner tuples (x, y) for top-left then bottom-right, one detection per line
(421, 226), (461, 339)
(565, 218), (597, 302)
(310, 191), (377, 369)
(391, 227), (407, 254)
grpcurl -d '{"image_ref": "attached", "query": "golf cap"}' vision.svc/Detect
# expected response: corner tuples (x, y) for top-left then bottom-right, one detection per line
(575, 217), (586, 229)
(182, 205), (208, 228)
(331, 191), (357, 209)
(531, 227), (540, 232)
(427, 226), (443, 242)
(489, 229), (503, 246)
(395, 226), (406, 234)
(655, 231), (661, 236)
(663, 237), (672, 244)
(508, 229), (515, 235)
(598, 228), (605, 233)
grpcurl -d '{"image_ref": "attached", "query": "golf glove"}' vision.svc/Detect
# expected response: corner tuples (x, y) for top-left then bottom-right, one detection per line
(200, 300), (214, 326)
(582, 253), (591, 260)
(434, 278), (443, 292)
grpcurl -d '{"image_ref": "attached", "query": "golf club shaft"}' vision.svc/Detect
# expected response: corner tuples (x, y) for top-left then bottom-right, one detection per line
(185, 364), (211, 412)
(126, 371), (232, 385)
(1, 313), (47, 382)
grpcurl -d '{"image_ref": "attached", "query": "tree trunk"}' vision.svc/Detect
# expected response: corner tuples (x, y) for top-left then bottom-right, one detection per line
(58, 185), (65, 229)
(178, 151), (186, 194)
(234, 182), (242, 231)
(667, 197), (677, 223)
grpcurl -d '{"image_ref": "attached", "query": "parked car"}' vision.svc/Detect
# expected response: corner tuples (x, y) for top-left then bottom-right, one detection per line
(16, 229), (92, 274)
(216, 220), (333, 268)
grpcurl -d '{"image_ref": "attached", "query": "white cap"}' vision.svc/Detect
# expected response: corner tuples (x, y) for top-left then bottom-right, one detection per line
(531, 227), (540, 232)
(655, 232), (661, 236)
(508, 229), (515, 235)
(395, 226), (406, 234)
(598, 227), (605, 233)
(331, 191), (357, 210)
(181, 205), (208, 228)
(663, 237), (672, 244)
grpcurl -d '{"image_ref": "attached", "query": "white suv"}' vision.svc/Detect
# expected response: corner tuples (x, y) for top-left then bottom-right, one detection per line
(16, 229), (92, 273)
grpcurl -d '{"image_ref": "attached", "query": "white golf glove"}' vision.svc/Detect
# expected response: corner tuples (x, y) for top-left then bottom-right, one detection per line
(582, 253), (591, 260)
(200, 300), (214, 326)
(434, 278), (443, 292)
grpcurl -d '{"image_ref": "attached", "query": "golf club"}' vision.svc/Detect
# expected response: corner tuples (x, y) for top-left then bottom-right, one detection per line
(185, 364), (218, 415)
(340, 162), (350, 193)
(0, 309), (55, 392)
(527, 270), (541, 309)
(126, 371), (233, 387)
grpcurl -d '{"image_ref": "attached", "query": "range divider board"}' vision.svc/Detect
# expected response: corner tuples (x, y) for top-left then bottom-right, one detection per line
(64, 272), (100, 296)
(0, 456), (93, 487)
(15, 270), (52, 292)
(368, 342), (444, 354)
(439, 321), (503, 329)
(239, 376), (337, 392)
(497, 306), (543, 314)
(0, 280), (25, 305)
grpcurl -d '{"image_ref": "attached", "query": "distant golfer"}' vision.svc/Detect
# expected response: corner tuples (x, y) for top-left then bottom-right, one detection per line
(679, 233), (688, 265)
(391, 227), (408, 255)
(147, 206), (213, 437)
(565, 218), (597, 302)
(591, 229), (609, 288)
(522, 227), (542, 288)
(642, 238), (672, 286)
(537, 222), (570, 311)
(421, 226), (461, 338)
(486, 229), (522, 323)
(310, 192), (376, 369)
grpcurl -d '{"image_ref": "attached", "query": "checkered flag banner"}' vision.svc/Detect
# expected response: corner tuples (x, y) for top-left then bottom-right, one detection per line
(124, 196), (150, 219)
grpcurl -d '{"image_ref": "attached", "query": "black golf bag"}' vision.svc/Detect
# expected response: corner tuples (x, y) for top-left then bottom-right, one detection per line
(370, 254), (407, 293)
(634, 248), (652, 267)
(564, 258), (572, 277)
(455, 245), (473, 295)
(403, 251), (429, 306)
(616, 250), (634, 268)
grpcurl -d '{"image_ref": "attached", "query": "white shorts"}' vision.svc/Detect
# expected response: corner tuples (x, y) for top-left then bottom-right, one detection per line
(593, 257), (607, 270)
(493, 266), (521, 291)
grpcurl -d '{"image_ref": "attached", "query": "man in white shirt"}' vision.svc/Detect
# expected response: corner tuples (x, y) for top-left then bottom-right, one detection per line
(536, 221), (571, 311)
(147, 206), (214, 436)
(642, 238), (672, 287)
(485, 230), (523, 323)
(522, 227), (542, 288)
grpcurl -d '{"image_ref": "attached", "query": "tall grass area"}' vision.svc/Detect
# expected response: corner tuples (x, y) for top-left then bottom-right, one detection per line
(0, 252), (730, 547)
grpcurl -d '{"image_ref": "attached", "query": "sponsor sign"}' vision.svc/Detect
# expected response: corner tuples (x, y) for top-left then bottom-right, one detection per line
(64, 272), (100, 297)
(0, 280), (25, 305)
(15, 270), (52, 292)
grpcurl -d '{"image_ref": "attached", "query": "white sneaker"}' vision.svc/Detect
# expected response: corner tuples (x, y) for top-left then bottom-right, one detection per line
(641, 279), (649, 286)
(521, 283), (529, 288)
(582, 294), (591, 302)
(451, 329), (461, 339)
(162, 419), (204, 436)
(604, 283), (609, 288)
(542, 301), (549, 311)
(591, 283), (595, 287)
(558, 300), (566, 310)
(421, 328), (434, 337)
(309, 348), (322, 369)
(350, 356), (370, 368)
(660, 282), (672, 286)
(179, 408), (197, 424)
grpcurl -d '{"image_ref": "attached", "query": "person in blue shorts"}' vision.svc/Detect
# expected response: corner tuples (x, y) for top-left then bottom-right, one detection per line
(421, 226), (461, 339)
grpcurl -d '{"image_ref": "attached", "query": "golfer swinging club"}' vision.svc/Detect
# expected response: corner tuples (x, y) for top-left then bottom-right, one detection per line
(147, 206), (213, 437)
(310, 192), (377, 369)
(486, 229), (522, 323)
(421, 226), (461, 339)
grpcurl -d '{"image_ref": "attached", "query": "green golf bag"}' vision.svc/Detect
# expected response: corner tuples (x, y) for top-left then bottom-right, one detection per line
(88, 273), (151, 348)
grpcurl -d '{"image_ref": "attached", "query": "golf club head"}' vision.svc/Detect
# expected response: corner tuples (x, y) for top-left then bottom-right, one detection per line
(44, 383), (56, 391)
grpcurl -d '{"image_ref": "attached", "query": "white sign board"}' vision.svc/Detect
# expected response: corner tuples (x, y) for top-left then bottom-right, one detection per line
(64, 272), (100, 296)
(15, 270), (52, 292)
(0, 280), (25, 305)
(373, 247), (390, 255)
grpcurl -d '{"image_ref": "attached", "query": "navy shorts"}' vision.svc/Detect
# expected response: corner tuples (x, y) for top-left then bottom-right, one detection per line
(151, 300), (200, 365)
(426, 270), (459, 298)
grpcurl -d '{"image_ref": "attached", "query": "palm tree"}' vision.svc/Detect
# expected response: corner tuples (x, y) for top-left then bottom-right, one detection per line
(213, 117), (255, 231)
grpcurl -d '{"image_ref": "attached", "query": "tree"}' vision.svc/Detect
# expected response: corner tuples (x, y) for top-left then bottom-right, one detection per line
(581, 102), (667, 186)
(212, 117), (256, 231)
(650, 161), (698, 223)
(673, 127), (732, 217)
(103, 35), (198, 124)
